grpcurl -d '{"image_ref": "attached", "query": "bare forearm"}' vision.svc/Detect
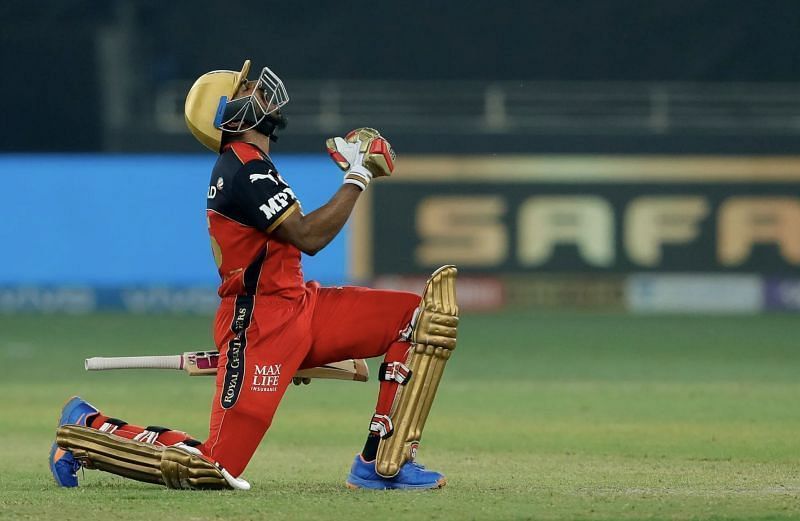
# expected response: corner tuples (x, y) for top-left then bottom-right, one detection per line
(274, 184), (361, 255)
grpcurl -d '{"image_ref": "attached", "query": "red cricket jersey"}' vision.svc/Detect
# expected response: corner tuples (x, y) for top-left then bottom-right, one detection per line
(206, 142), (304, 298)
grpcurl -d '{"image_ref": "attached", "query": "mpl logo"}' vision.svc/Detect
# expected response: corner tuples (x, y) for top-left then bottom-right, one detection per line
(251, 364), (281, 392)
(259, 188), (297, 219)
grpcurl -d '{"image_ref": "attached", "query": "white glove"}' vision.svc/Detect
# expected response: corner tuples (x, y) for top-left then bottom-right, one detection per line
(326, 128), (395, 191)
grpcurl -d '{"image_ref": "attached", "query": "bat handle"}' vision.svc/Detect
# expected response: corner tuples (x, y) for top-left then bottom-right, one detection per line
(85, 355), (184, 371)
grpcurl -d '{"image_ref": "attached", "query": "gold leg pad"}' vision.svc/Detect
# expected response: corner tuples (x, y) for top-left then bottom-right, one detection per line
(56, 425), (232, 490)
(56, 425), (165, 485)
(161, 446), (232, 490)
(376, 265), (459, 478)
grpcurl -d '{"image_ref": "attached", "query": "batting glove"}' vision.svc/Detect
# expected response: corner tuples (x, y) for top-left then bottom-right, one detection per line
(326, 127), (396, 191)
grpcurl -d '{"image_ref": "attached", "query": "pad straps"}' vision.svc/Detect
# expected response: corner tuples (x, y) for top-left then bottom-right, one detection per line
(369, 414), (394, 439)
(378, 362), (412, 385)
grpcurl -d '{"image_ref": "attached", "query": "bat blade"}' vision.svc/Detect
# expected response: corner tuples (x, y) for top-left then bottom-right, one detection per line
(298, 358), (370, 382)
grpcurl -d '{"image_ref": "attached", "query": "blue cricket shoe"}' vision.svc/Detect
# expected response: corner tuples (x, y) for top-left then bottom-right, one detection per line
(49, 396), (99, 487)
(346, 454), (447, 490)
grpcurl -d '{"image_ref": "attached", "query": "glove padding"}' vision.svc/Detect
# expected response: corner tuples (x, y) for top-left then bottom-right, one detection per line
(326, 127), (396, 190)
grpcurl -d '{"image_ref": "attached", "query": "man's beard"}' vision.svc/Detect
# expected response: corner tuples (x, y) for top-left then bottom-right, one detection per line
(271, 110), (288, 130)
(257, 110), (288, 141)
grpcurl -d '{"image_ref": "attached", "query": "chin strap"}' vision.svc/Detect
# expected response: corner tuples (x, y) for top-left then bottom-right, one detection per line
(216, 96), (282, 142)
(260, 120), (279, 142)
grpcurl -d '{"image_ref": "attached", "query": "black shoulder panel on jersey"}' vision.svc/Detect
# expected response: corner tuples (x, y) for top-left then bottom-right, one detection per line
(207, 150), (300, 232)
(207, 151), (273, 226)
(231, 162), (300, 232)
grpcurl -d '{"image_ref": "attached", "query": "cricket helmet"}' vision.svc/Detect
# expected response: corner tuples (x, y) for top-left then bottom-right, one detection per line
(184, 60), (289, 152)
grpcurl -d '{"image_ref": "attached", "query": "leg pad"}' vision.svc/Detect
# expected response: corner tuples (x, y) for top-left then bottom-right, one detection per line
(161, 446), (232, 490)
(376, 265), (458, 478)
(56, 425), (232, 489)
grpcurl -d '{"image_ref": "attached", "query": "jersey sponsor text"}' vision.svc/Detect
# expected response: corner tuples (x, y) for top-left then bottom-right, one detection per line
(259, 187), (297, 219)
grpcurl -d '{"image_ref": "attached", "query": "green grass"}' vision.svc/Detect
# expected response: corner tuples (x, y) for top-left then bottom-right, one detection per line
(1, 312), (800, 520)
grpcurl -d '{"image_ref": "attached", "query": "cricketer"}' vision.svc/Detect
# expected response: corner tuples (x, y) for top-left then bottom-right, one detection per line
(48, 60), (459, 491)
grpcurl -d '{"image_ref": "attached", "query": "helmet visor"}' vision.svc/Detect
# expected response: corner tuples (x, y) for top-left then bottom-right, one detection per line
(218, 66), (289, 133)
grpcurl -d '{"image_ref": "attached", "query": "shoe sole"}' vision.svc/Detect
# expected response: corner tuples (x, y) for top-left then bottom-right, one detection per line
(50, 395), (91, 488)
(48, 442), (60, 485)
(345, 474), (391, 490)
(391, 477), (447, 490)
(346, 475), (447, 490)
(49, 441), (77, 487)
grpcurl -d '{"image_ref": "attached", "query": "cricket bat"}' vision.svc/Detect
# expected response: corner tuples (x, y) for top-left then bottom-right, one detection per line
(85, 351), (369, 382)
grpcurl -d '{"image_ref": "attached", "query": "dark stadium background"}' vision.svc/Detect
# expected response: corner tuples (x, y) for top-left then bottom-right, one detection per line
(4, 0), (800, 154)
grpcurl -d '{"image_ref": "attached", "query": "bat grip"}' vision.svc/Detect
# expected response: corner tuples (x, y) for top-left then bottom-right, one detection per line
(85, 355), (184, 371)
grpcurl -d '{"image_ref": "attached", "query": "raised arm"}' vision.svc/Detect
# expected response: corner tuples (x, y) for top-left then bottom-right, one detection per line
(272, 185), (361, 256)
(273, 128), (396, 255)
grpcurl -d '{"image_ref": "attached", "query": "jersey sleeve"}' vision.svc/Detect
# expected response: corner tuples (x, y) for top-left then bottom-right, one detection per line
(232, 161), (301, 232)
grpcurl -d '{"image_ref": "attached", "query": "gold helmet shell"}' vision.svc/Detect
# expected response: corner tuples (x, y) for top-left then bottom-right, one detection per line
(184, 60), (251, 152)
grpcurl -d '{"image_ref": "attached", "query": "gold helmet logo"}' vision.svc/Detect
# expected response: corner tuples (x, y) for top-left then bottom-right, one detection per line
(184, 60), (251, 152)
